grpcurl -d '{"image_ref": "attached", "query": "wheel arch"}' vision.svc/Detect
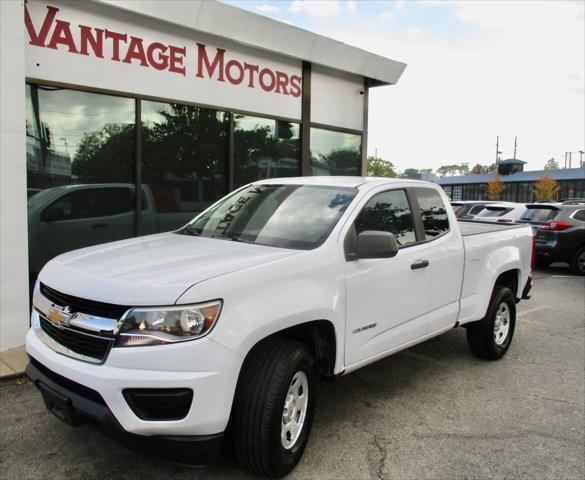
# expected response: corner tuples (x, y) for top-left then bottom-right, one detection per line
(494, 268), (521, 300)
(237, 320), (338, 381)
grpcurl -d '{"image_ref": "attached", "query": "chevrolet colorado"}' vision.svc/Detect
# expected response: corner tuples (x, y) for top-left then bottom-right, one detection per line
(26, 177), (533, 477)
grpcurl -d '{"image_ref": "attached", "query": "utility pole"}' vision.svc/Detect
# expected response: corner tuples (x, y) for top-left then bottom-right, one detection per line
(495, 136), (500, 164)
(564, 152), (568, 169)
(513, 136), (518, 159)
(579, 151), (584, 166)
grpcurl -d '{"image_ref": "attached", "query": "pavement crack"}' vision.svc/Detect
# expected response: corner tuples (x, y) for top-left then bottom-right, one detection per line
(523, 393), (585, 407)
(352, 415), (389, 480)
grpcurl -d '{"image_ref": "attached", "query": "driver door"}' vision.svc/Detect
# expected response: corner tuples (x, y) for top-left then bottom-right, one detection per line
(344, 188), (432, 365)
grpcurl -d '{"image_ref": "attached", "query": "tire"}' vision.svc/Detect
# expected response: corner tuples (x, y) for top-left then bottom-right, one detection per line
(466, 286), (516, 360)
(534, 257), (552, 268)
(570, 246), (585, 276)
(232, 337), (316, 478)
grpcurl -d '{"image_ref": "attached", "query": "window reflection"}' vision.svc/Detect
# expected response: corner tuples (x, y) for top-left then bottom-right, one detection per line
(141, 101), (228, 232)
(415, 188), (449, 239)
(310, 128), (361, 176)
(234, 115), (300, 187)
(26, 85), (136, 279)
(355, 190), (416, 246)
(185, 184), (356, 250)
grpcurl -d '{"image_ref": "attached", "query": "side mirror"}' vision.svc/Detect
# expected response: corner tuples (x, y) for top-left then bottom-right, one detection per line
(41, 206), (65, 222)
(356, 231), (398, 259)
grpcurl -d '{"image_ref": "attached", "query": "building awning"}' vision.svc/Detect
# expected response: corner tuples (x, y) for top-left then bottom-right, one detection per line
(99, 0), (407, 86)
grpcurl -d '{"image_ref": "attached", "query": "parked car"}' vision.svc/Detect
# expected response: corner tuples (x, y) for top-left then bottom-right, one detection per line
(520, 203), (585, 274)
(26, 178), (534, 477)
(472, 202), (527, 223)
(451, 200), (497, 219)
(27, 183), (198, 280)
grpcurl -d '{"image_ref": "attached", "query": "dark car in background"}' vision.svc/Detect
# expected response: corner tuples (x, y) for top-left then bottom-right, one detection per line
(520, 203), (585, 274)
(451, 201), (496, 220)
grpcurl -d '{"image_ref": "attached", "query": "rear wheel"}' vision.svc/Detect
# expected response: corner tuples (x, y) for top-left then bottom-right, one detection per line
(570, 246), (585, 275)
(466, 286), (516, 360)
(233, 337), (316, 477)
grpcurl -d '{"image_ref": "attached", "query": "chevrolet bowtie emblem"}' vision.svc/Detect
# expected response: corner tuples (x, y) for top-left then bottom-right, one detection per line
(47, 305), (75, 327)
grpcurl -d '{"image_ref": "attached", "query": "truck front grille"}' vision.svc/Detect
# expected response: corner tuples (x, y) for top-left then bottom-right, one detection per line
(40, 283), (130, 319)
(40, 315), (114, 362)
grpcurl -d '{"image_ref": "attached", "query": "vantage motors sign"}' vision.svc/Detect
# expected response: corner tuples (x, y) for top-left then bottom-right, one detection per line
(25, 0), (303, 119)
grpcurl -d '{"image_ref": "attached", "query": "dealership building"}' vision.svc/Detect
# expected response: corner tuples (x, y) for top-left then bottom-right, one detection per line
(438, 159), (585, 203)
(0, 0), (406, 354)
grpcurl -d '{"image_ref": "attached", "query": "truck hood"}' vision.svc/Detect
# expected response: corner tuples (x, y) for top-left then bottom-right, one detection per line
(39, 233), (299, 307)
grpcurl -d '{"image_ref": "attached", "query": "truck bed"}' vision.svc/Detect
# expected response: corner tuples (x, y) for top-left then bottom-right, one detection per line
(459, 220), (527, 237)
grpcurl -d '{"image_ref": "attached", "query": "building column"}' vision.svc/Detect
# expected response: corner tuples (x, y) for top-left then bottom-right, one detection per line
(361, 78), (369, 176)
(1, 0), (29, 350)
(300, 61), (311, 176)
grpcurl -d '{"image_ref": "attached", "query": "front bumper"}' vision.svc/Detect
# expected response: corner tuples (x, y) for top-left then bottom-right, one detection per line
(26, 357), (223, 465)
(26, 315), (243, 464)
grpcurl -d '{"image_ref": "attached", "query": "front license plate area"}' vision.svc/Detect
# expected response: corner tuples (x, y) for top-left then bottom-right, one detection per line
(37, 381), (87, 426)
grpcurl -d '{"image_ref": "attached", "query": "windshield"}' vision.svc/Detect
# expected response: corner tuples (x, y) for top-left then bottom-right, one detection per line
(180, 184), (358, 250)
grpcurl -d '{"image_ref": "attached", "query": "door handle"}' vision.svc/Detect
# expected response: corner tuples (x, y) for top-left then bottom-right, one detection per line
(92, 223), (108, 229)
(411, 259), (429, 270)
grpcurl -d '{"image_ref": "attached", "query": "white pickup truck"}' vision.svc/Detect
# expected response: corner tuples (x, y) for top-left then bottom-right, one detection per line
(26, 177), (533, 477)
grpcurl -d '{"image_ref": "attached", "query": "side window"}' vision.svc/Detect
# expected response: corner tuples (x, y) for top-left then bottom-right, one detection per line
(41, 188), (134, 222)
(415, 188), (450, 239)
(355, 189), (416, 246)
(573, 209), (585, 222)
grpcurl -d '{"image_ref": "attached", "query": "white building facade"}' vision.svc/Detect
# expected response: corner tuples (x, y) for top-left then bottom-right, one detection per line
(0, 0), (406, 351)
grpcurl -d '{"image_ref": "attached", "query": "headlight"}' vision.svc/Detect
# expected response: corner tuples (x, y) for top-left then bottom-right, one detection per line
(115, 300), (222, 347)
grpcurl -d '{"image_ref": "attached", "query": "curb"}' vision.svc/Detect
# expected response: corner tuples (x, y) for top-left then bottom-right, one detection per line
(0, 371), (28, 385)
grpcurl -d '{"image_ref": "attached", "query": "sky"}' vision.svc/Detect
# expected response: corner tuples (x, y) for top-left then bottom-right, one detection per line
(222, 0), (585, 173)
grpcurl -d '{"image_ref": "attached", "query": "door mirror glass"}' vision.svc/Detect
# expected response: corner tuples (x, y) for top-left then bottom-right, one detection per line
(356, 231), (398, 259)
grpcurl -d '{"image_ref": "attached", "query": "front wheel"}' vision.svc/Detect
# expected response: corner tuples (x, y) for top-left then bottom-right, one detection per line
(232, 337), (316, 477)
(466, 286), (516, 360)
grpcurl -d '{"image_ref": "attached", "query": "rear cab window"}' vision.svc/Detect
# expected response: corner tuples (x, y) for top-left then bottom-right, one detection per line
(414, 187), (450, 239)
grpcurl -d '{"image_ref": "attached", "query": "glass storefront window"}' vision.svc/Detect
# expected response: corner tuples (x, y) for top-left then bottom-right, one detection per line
(141, 101), (228, 232)
(233, 115), (300, 187)
(26, 84), (136, 279)
(310, 128), (361, 176)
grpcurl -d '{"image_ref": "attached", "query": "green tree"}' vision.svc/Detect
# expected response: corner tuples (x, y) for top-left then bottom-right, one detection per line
(366, 155), (397, 178)
(470, 163), (496, 175)
(544, 158), (559, 170)
(470, 163), (484, 174)
(72, 123), (135, 182)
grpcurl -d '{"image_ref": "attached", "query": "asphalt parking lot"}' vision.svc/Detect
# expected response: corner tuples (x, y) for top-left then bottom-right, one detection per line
(1, 266), (583, 480)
